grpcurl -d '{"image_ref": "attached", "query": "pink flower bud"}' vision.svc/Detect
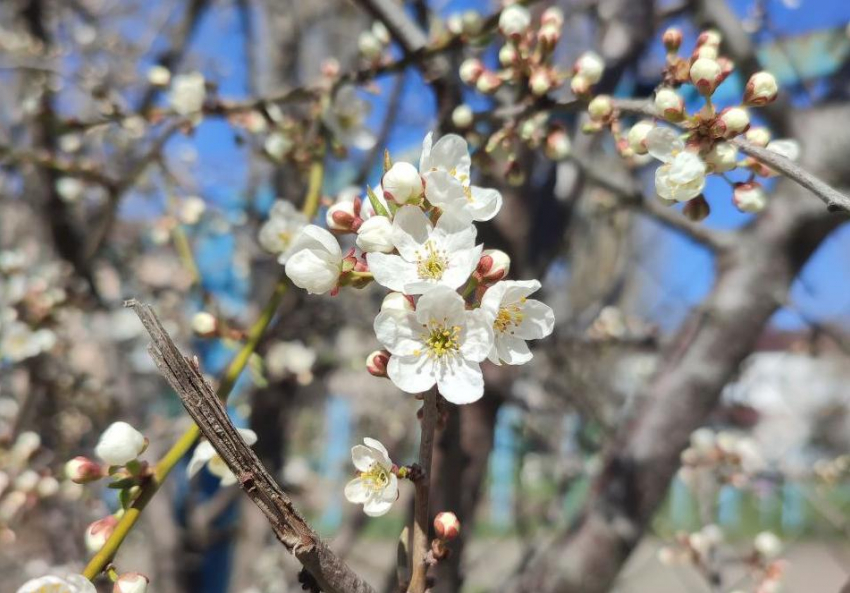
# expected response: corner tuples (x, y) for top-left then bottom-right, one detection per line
(662, 28), (682, 52)
(65, 457), (104, 484)
(544, 129), (571, 161)
(498, 43), (518, 67)
(733, 181), (767, 213)
(85, 515), (119, 553)
(459, 58), (484, 85)
(627, 120), (655, 155)
(690, 58), (722, 95)
(366, 350), (390, 378)
(570, 74), (591, 96)
(326, 200), (361, 232)
(697, 30), (722, 48)
(498, 4), (531, 39)
(537, 22), (561, 50)
(541, 7), (564, 28)
(475, 71), (502, 94)
(434, 511), (461, 541)
(114, 573), (150, 593)
(587, 95), (614, 122)
(477, 249), (510, 283)
(744, 71), (778, 106)
(745, 127), (771, 147)
(654, 88), (685, 121)
(714, 107), (750, 138)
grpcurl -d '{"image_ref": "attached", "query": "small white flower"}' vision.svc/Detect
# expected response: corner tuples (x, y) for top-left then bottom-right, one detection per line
(459, 58), (484, 84)
(717, 107), (750, 137)
(746, 127), (771, 147)
(169, 72), (206, 116)
(1, 321), (48, 362)
(627, 120), (655, 154)
(480, 280), (554, 365)
(344, 438), (398, 517)
(326, 200), (358, 232)
(587, 95), (613, 121)
(419, 133), (502, 223)
(265, 340), (316, 379)
(323, 85), (375, 150)
(191, 311), (217, 336)
(647, 127), (706, 202)
(544, 129), (571, 161)
(94, 421), (146, 466)
(284, 225), (343, 294)
(56, 177), (85, 203)
(16, 574), (96, 593)
(754, 531), (782, 558)
(356, 216), (394, 253)
(187, 428), (257, 486)
(179, 196), (206, 225)
(382, 162), (423, 204)
(451, 105), (474, 129)
(704, 142), (738, 173)
(498, 4), (531, 38)
(85, 515), (118, 553)
(574, 51), (604, 84)
(258, 200), (308, 262)
(366, 206), (481, 295)
(373, 286), (493, 403)
(147, 65), (171, 86)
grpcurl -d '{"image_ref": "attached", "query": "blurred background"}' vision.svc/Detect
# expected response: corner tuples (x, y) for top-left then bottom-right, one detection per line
(1, 0), (850, 592)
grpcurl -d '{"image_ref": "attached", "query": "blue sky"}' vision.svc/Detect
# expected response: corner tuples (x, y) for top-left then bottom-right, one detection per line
(127, 0), (850, 334)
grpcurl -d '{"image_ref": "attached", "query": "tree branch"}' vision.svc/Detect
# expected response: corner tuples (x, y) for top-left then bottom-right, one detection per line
(129, 300), (376, 593)
(408, 389), (439, 593)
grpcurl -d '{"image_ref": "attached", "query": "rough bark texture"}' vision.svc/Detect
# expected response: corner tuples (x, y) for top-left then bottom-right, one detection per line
(129, 301), (376, 593)
(502, 106), (850, 593)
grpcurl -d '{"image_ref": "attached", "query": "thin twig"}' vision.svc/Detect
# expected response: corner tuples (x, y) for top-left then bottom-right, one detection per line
(408, 389), (439, 593)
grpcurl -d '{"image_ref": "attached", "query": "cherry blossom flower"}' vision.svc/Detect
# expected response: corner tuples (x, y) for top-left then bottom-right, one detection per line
(479, 280), (554, 365)
(419, 133), (503, 223)
(284, 225), (343, 295)
(366, 206), (481, 295)
(187, 428), (257, 486)
(169, 72), (206, 118)
(16, 574), (96, 593)
(344, 437), (398, 517)
(356, 216), (394, 253)
(95, 422), (146, 466)
(323, 85), (375, 150)
(258, 200), (308, 263)
(373, 286), (493, 403)
(647, 127), (706, 202)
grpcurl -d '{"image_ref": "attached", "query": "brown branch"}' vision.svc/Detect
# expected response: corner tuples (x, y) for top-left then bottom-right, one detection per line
(128, 300), (376, 593)
(407, 390), (439, 593)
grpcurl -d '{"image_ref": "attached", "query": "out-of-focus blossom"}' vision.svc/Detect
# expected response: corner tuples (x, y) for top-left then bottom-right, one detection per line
(187, 428), (257, 486)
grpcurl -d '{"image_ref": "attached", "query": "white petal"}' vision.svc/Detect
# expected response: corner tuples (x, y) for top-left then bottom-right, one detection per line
(466, 186), (503, 221)
(646, 126), (683, 162)
(423, 170), (467, 209)
(500, 280), (541, 304)
(363, 495), (394, 517)
(415, 286), (466, 326)
(374, 310), (424, 356)
(429, 134), (471, 177)
(514, 299), (555, 340)
(435, 358), (484, 404)
(351, 445), (377, 472)
(460, 309), (494, 363)
(440, 244), (482, 290)
(187, 442), (214, 478)
(364, 438), (392, 468)
(237, 428), (258, 446)
(391, 206), (432, 260)
(387, 354), (437, 394)
(367, 253), (420, 293)
(344, 478), (371, 504)
(433, 215), (477, 251)
(419, 132), (434, 171)
(288, 225), (341, 260)
(285, 249), (339, 294)
(381, 473), (399, 501)
(217, 466), (239, 486)
(495, 335), (533, 365)
(480, 282), (510, 317)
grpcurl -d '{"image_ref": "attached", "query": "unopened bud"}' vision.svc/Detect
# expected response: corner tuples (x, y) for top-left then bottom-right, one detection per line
(704, 141), (739, 173)
(85, 515), (119, 553)
(382, 162), (423, 204)
(588, 95), (614, 122)
(356, 215), (394, 253)
(477, 249), (510, 283)
(690, 58), (722, 95)
(537, 22), (561, 49)
(627, 120), (655, 155)
(754, 531), (782, 558)
(697, 29), (722, 47)
(459, 58), (484, 85)
(662, 28), (683, 52)
(191, 311), (217, 337)
(114, 573), (150, 593)
(65, 457), (104, 484)
(498, 4), (531, 39)
(692, 44), (718, 61)
(544, 129), (571, 161)
(573, 51), (604, 84)
(715, 107), (750, 138)
(733, 181), (767, 213)
(654, 88), (685, 121)
(745, 127), (771, 147)
(541, 7), (564, 28)
(326, 200), (361, 232)
(570, 74), (590, 96)
(529, 69), (555, 97)
(147, 65), (171, 87)
(381, 292), (414, 312)
(461, 10), (483, 36)
(683, 195), (710, 221)
(366, 350), (390, 378)
(451, 105), (474, 129)
(358, 31), (383, 61)
(744, 71), (778, 106)
(95, 422), (147, 467)
(498, 43), (518, 67)
(475, 71), (502, 94)
(37, 476), (60, 498)
(434, 511), (461, 541)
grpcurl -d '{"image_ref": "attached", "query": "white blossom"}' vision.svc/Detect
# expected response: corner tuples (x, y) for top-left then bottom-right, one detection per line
(284, 225), (343, 294)
(258, 200), (308, 262)
(419, 133), (502, 223)
(95, 422), (146, 466)
(323, 85), (375, 150)
(16, 575), (96, 593)
(366, 206), (481, 295)
(169, 72), (206, 117)
(498, 4), (531, 38)
(179, 196), (206, 225)
(704, 142), (739, 172)
(356, 216), (394, 253)
(188, 428), (257, 486)
(574, 51), (604, 84)
(1, 321), (55, 362)
(373, 286), (493, 403)
(479, 280), (554, 365)
(191, 311), (217, 336)
(265, 340), (316, 380)
(647, 127), (706, 202)
(382, 162), (423, 204)
(754, 531), (782, 558)
(344, 438), (398, 517)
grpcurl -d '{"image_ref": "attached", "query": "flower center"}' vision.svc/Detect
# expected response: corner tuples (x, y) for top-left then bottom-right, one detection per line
(416, 241), (448, 280)
(32, 585), (70, 593)
(494, 300), (525, 334)
(416, 322), (461, 359)
(360, 464), (391, 492)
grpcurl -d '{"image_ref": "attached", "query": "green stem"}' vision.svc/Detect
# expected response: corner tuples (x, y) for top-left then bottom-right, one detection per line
(83, 280), (288, 580)
(300, 143), (326, 219)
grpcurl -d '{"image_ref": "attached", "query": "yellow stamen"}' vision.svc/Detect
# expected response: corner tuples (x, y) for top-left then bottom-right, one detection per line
(494, 302), (525, 334)
(416, 240), (448, 280)
(360, 464), (391, 492)
(416, 320), (462, 359)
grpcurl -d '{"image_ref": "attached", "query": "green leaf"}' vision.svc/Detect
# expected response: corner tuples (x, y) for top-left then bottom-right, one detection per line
(366, 185), (390, 218)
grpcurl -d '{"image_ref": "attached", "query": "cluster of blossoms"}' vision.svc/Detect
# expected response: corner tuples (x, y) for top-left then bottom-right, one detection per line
(657, 527), (785, 593)
(678, 427), (766, 490)
(594, 27), (798, 217)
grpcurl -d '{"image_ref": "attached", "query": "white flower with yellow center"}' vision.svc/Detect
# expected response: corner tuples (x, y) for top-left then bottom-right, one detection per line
(366, 206), (481, 295)
(480, 280), (554, 365)
(187, 428), (257, 486)
(16, 574), (95, 593)
(344, 438), (398, 517)
(258, 200), (308, 263)
(373, 286), (493, 403)
(647, 127), (706, 202)
(419, 133), (502, 223)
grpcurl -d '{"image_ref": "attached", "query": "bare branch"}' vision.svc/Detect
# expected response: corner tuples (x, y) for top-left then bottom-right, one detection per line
(128, 300), (376, 593)
(408, 390), (439, 593)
